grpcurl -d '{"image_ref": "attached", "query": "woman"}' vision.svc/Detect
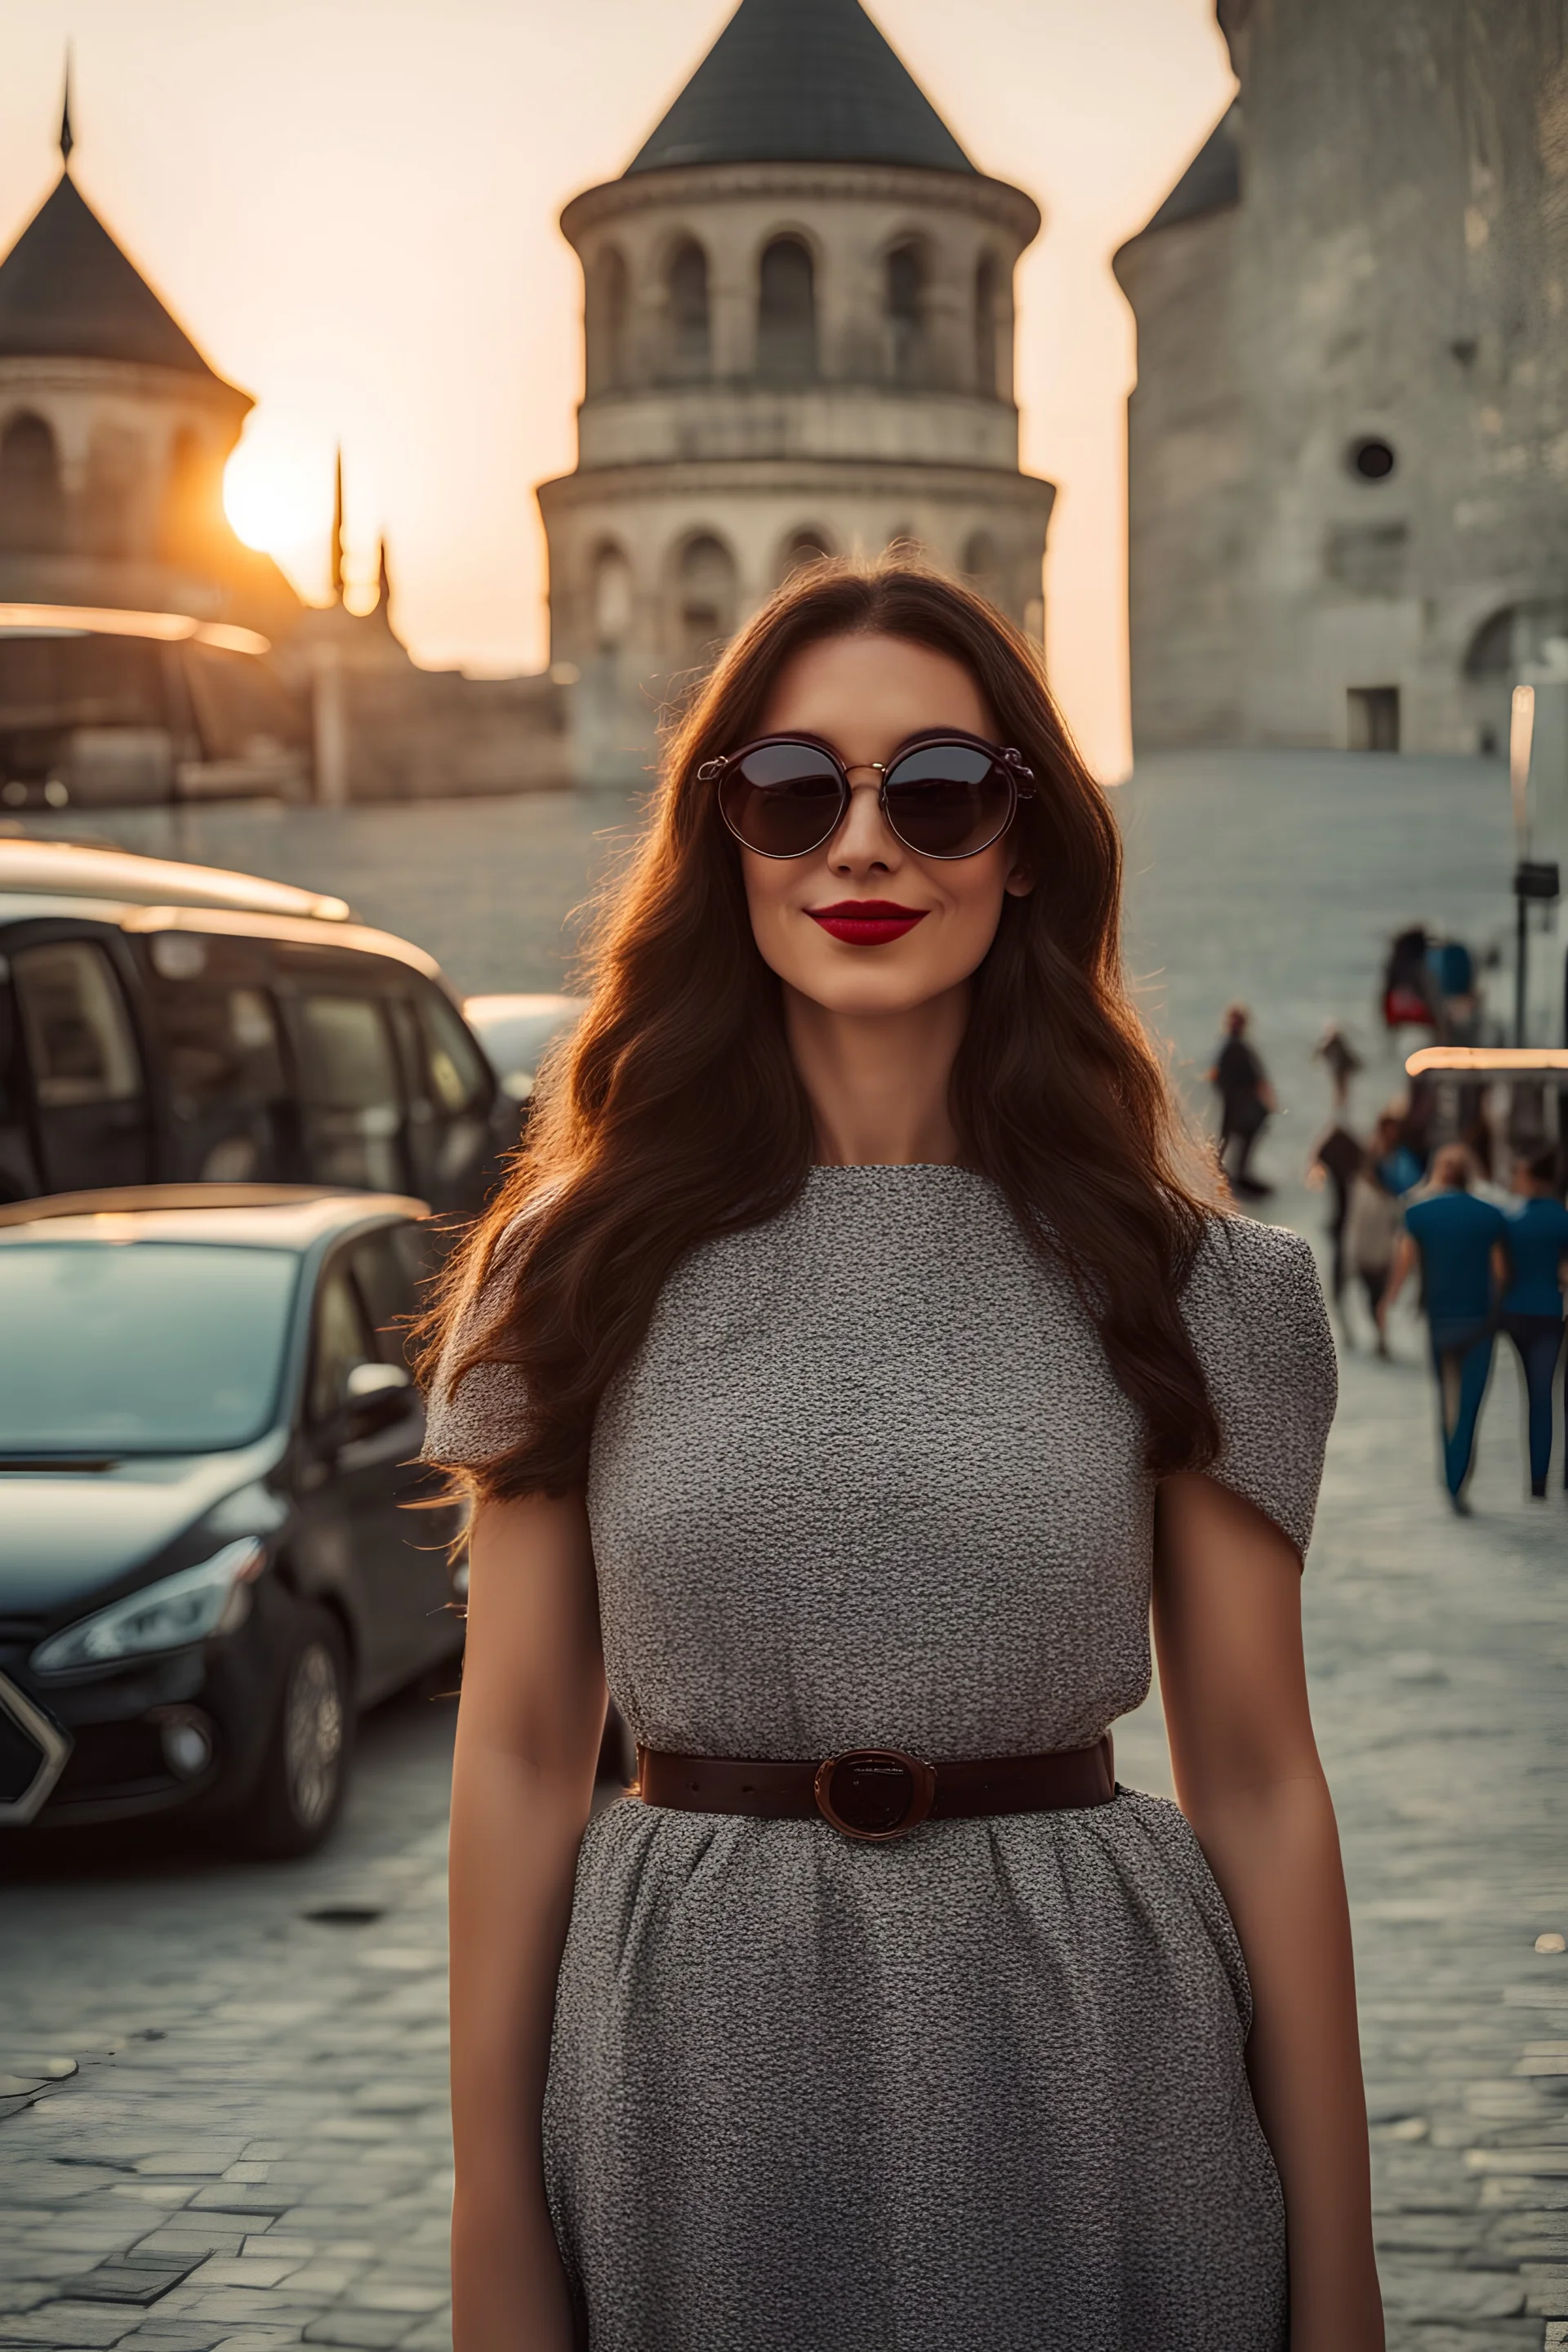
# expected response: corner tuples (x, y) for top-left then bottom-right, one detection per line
(423, 564), (1381, 2352)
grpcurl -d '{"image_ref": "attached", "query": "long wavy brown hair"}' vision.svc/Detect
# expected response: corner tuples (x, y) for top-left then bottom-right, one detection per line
(420, 559), (1223, 1497)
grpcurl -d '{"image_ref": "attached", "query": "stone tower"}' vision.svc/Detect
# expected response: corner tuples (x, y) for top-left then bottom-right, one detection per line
(0, 78), (296, 642)
(1115, 0), (1568, 759)
(538, 0), (1054, 784)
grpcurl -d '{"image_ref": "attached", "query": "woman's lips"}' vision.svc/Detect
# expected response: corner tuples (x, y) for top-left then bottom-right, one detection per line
(807, 900), (929, 946)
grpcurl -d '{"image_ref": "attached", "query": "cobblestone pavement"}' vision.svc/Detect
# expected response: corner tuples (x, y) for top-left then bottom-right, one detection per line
(4, 751), (1566, 2349)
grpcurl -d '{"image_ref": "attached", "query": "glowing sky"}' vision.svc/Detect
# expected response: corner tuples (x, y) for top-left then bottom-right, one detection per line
(0, 1), (1232, 778)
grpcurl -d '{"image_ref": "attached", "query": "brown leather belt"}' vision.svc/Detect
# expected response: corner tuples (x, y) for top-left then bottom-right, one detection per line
(635, 1735), (1115, 1844)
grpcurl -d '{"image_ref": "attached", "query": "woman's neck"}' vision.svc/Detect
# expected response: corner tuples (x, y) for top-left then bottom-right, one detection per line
(783, 982), (969, 1166)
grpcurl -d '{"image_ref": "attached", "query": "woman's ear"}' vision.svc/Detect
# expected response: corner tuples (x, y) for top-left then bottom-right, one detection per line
(1004, 855), (1036, 898)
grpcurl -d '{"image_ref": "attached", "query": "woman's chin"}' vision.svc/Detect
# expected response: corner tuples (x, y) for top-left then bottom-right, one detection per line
(780, 963), (969, 1019)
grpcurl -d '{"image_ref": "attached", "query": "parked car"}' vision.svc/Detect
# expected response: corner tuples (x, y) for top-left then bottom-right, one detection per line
(0, 1184), (461, 1854)
(0, 840), (521, 1213)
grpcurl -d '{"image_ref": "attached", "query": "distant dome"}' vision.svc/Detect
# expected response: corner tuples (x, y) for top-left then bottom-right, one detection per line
(626, 0), (975, 178)
(0, 171), (228, 379)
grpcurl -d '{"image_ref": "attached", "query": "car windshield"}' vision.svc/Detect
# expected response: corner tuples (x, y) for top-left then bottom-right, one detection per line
(0, 1242), (300, 1455)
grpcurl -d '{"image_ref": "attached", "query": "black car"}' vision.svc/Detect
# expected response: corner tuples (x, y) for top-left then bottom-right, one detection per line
(0, 1184), (461, 1854)
(0, 839), (520, 1213)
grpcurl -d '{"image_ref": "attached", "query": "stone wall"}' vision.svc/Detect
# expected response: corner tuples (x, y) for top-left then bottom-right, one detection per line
(1120, 0), (1568, 757)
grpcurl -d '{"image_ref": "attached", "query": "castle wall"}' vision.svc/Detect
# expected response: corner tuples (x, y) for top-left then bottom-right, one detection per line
(1120, 0), (1568, 756)
(1116, 206), (1247, 748)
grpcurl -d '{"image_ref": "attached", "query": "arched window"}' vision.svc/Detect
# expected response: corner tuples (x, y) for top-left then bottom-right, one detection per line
(674, 533), (737, 666)
(886, 242), (927, 385)
(589, 247), (630, 392)
(757, 237), (817, 383)
(158, 429), (211, 565)
(973, 254), (1004, 398)
(0, 412), (65, 554)
(591, 542), (633, 649)
(666, 239), (711, 381)
(779, 526), (833, 581)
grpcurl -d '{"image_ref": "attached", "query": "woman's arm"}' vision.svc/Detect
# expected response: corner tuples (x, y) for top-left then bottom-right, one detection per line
(449, 1490), (606, 2352)
(1154, 1471), (1383, 2352)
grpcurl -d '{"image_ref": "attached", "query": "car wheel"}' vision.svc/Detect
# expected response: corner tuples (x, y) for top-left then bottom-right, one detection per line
(237, 1606), (354, 1859)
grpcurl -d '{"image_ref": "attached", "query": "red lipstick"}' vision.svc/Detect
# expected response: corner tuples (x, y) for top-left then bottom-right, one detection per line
(808, 899), (929, 946)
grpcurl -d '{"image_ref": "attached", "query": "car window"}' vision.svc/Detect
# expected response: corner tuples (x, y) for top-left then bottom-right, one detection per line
(13, 941), (142, 1108)
(297, 995), (399, 1108)
(293, 994), (406, 1191)
(350, 1224), (429, 1368)
(413, 984), (488, 1115)
(149, 973), (288, 1182)
(310, 1259), (374, 1426)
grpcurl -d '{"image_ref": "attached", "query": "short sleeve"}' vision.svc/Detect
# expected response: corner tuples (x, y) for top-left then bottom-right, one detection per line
(421, 1219), (533, 1471)
(1179, 1217), (1338, 1559)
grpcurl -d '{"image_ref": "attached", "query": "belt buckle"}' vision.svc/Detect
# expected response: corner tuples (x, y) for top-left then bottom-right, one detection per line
(813, 1748), (936, 1842)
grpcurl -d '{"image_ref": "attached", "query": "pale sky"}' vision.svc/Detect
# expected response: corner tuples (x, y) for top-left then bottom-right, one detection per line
(0, 0), (1232, 778)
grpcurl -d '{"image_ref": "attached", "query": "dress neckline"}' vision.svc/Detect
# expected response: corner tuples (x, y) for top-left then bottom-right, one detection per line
(805, 1161), (988, 1179)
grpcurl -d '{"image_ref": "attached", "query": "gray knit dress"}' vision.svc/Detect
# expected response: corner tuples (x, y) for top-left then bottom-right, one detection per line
(425, 1167), (1337, 2352)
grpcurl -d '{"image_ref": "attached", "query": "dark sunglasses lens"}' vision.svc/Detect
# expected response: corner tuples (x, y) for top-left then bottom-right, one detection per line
(884, 742), (1013, 857)
(719, 743), (844, 856)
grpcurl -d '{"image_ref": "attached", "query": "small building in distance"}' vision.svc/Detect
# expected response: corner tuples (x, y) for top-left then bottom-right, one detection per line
(1115, 0), (1568, 760)
(0, 84), (566, 811)
(539, 0), (1054, 783)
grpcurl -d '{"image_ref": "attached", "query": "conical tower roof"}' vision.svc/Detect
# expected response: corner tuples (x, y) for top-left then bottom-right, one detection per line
(626, 0), (974, 177)
(0, 169), (228, 379)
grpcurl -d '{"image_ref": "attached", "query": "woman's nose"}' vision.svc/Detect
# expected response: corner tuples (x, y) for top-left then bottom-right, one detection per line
(828, 778), (900, 871)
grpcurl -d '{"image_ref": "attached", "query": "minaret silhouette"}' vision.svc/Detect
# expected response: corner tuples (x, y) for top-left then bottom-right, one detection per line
(59, 50), (75, 167)
(330, 448), (345, 604)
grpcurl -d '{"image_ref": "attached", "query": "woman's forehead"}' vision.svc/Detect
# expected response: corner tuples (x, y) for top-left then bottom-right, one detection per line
(757, 631), (994, 750)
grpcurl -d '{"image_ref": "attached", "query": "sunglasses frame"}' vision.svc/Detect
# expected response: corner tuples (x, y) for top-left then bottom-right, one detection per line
(697, 728), (1036, 862)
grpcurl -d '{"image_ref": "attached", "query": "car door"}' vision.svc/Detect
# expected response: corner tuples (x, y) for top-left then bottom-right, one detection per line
(346, 1221), (460, 1670)
(299, 1250), (423, 1704)
(11, 934), (153, 1192)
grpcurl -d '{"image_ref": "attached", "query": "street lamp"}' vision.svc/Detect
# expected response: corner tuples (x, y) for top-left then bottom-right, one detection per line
(1509, 682), (1562, 1045)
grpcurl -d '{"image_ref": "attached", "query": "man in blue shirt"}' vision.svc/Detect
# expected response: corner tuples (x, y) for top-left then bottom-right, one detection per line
(1501, 1148), (1568, 1497)
(1383, 1144), (1508, 1511)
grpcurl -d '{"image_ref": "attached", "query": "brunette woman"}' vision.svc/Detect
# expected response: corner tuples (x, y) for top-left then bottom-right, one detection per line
(423, 564), (1382, 2352)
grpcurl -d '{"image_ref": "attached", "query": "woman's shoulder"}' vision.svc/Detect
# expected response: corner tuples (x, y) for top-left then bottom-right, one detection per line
(1183, 1213), (1336, 1390)
(1182, 1213), (1338, 1557)
(1185, 1209), (1324, 1307)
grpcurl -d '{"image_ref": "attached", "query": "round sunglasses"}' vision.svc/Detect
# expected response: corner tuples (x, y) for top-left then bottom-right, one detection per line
(698, 729), (1036, 862)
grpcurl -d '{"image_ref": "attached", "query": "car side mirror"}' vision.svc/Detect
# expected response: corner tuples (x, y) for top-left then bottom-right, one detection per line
(341, 1360), (414, 1435)
(346, 1361), (411, 1403)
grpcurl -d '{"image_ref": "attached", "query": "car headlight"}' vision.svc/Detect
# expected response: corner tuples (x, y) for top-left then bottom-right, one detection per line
(30, 1540), (266, 1677)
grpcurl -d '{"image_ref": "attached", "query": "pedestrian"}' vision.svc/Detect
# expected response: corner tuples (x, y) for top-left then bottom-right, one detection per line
(1344, 1115), (1406, 1355)
(1500, 1147), (1568, 1498)
(1383, 1142), (1508, 1512)
(1307, 1116), (1365, 1317)
(422, 563), (1380, 2352)
(1312, 1021), (1363, 1111)
(1383, 926), (1436, 1032)
(1208, 1001), (1276, 1198)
